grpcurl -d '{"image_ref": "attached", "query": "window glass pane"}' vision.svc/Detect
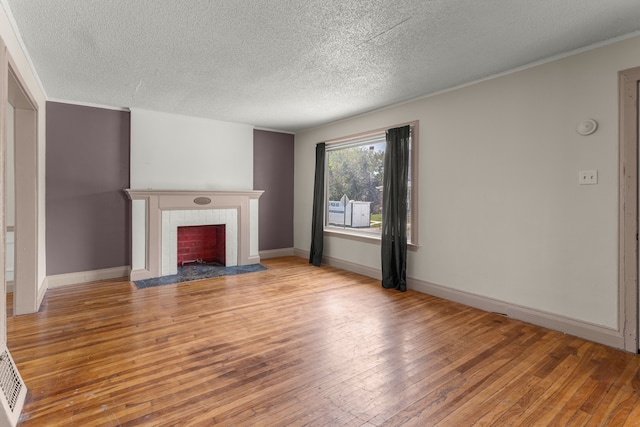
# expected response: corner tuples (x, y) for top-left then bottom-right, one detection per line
(326, 137), (385, 235)
(325, 127), (414, 242)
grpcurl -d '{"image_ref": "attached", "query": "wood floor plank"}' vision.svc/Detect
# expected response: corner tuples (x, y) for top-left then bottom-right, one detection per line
(6, 256), (640, 426)
(428, 332), (565, 424)
(587, 357), (640, 425)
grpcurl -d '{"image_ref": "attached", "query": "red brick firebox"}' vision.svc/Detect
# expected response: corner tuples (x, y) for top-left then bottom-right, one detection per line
(177, 225), (225, 267)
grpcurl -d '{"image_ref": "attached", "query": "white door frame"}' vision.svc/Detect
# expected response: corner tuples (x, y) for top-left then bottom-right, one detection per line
(619, 66), (640, 353)
(4, 48), (40, 315)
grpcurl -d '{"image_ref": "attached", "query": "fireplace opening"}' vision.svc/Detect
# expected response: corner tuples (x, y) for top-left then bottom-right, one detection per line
(177, 225), (226, 267)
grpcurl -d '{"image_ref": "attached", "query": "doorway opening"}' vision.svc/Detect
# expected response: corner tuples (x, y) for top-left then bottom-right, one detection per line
(6, 65), (39, 316)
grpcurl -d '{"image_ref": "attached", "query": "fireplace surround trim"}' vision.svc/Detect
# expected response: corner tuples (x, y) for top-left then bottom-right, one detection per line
(125, 189), (263, 281)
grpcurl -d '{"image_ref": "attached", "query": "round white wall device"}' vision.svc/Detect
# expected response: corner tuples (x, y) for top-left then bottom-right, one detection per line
(577, 119), (598, 136)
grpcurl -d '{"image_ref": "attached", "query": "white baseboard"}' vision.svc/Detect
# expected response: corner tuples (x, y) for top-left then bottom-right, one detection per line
(6, 281), (13, 294)
(407, 277), (624, 350)
(293, 248), (624, 349)
(129, 269), (151, 281)
(47, 266), (131, 288)
(260, 247), (295, 259)
(293, 248), (307, 259)
(294, 248), (382, 280)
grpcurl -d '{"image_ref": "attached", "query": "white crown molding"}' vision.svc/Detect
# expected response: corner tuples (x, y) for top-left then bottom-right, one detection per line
(0, 0), (47, 97)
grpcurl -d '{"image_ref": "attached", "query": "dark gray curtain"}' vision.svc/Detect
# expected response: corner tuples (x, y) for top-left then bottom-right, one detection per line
(381, 125), (410, 291)
(309, 143), (326, 266)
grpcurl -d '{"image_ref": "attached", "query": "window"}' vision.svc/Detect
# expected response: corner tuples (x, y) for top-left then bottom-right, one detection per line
(324, 122), (418, 246)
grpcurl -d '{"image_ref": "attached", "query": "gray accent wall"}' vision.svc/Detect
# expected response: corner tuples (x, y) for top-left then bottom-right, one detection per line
(253, 129), (294, 251)
(46, 102), (130, 275)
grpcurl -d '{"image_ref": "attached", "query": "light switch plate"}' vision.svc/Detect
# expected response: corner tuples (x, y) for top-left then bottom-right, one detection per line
(579, 170), (598, 185)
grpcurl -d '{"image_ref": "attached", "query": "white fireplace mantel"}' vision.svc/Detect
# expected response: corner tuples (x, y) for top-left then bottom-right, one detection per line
(125, 189), (264, 281)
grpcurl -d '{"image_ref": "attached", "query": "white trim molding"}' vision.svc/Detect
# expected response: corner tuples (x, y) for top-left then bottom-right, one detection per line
(46, 266), (131, 289)
(618, 66), (640, 353)
(294, 249), (382, 280)
(408, 277), (623, 350)
(260, 248), (295, 259)
(292, 250), (624, 349)
(37, 278), (47, 307)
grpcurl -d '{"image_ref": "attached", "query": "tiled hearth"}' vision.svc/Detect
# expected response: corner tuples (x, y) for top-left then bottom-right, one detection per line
(125, 190), (263, 281)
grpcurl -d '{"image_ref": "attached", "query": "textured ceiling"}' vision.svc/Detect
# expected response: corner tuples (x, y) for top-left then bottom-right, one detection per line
(3, 0), (640, 132)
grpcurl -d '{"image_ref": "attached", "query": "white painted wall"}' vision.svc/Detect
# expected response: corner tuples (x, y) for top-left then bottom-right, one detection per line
(294, 36), (640, 330)
(130, 109), (253, 191)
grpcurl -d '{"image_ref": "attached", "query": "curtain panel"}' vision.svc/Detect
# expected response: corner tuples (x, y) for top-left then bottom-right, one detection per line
(381, 125), (410, 291)
(309, 142), (326, 266)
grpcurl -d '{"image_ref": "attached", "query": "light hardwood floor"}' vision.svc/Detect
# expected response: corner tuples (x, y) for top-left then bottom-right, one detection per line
(7, 257), (640, 426)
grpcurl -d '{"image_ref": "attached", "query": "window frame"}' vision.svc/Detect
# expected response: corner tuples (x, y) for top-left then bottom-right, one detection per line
(323, 121), (419, 250)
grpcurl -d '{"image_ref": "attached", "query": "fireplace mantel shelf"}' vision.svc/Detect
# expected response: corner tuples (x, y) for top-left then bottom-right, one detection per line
(125, 189), (264, 198)
(126, 189), (263, 281)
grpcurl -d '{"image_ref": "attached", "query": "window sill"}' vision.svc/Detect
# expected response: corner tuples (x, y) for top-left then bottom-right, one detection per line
(323, 228), (420, 251)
